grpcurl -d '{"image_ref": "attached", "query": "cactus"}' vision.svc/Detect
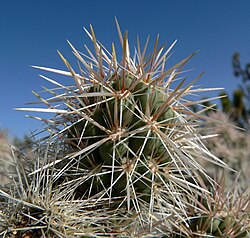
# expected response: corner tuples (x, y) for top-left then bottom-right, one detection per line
(172, 178), (250, 237)
(202, 111), (250, 191)
(220, 91), (231, 113)
(1, 21), (230, 236)
(0, 147), (112, 237)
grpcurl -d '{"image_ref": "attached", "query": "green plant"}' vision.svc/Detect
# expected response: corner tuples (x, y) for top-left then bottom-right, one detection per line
(219, 52), (250, 129)
(1, 21), (229, 237)
(0, 147), (110, 237)
(172, 177), (250, 237)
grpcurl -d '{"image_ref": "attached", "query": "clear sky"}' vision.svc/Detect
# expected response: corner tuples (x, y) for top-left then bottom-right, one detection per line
(1, 0), (250, 138)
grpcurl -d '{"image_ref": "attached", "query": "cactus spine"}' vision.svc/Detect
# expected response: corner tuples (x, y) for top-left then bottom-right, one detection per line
(0, 21), (234, 237)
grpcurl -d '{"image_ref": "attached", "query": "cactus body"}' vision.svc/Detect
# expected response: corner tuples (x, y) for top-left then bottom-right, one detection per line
(4, 22), (237, 237)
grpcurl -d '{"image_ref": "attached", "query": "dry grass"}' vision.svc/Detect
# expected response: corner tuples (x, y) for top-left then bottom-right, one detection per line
(0, 130), (14, 185)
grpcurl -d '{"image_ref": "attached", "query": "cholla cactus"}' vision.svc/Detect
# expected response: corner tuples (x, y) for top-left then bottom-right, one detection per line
(172, 177), (250, 237)
(204, 111), (250, 191)
(0, 147), (114, 237)
(1, 21), (229, 236)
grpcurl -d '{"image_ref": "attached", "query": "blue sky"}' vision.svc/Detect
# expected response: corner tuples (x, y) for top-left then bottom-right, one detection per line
(1, 0), (250, 138)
